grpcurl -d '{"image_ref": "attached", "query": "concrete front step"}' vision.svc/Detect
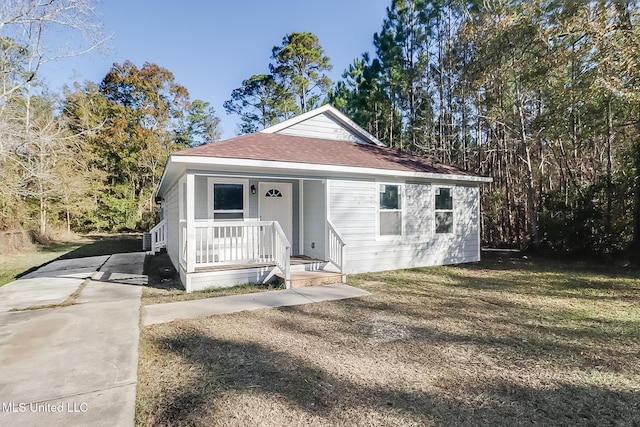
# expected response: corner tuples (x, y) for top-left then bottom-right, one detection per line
(276, 270), (345, 288)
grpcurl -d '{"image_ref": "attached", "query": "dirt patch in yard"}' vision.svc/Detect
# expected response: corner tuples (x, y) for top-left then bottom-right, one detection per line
(137, 258), (640, 426)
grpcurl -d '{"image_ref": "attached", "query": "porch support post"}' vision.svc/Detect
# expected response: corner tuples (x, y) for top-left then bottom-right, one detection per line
(186, 173), (196, 275)
(324, 179), (330, 261)
(299, 179), (304, 256)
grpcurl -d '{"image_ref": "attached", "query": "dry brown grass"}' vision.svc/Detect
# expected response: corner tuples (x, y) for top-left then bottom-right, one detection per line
(136, 256), (640, 426)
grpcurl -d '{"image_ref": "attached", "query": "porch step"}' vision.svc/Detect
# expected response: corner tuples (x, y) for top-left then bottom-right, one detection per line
(289, 255), (328, 272)
(276, 270), (345, 288)
(290, 261), (328, 272)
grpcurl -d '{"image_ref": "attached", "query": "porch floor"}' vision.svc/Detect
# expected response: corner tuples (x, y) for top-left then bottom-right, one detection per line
(194, 255), (326, 273)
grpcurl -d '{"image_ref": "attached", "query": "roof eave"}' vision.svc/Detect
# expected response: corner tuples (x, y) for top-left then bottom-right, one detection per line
(167, 155), (493, 183)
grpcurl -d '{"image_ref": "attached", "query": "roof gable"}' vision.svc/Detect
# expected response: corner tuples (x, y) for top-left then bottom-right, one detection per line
(260, 104), (385, 146)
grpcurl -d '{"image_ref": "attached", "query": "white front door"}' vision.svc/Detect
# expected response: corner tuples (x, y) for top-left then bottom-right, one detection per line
(259, 182), (293, 245)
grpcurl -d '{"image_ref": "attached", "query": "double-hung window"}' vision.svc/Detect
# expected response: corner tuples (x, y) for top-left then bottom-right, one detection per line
(207, 179), (246, 221)
(379, 184), (402, 236)
(213, 184), (244, 220)
(207, 179), (247, 239)
(435, 187), (453, 234)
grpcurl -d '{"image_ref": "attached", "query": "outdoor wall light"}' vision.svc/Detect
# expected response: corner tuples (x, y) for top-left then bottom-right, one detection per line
(250, 185), (256, 195)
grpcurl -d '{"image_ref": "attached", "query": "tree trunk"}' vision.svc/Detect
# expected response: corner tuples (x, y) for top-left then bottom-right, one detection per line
(606, 99), (614, 232)
(515, 82), (540, 249)
(633, 131), (640, 252)
(40, 196), (46, 236)
(525, 146), (540, 248)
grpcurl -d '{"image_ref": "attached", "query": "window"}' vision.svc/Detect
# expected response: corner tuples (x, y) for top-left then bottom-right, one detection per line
(210, 182), (245, 220)
(265, 188), (283, 198)
(379, 184), (402, 236)
(435, 187), (453, 233)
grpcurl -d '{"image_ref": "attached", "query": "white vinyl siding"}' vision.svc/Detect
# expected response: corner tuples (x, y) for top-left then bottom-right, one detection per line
(164, 178), (181, 270)
(454, 185), (480, 244)
(329, 179), (481, 274)
(277, 113), (365, 143)
(405, 182), (432, 238)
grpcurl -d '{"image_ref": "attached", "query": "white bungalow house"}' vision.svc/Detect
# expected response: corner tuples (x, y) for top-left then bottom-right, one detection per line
(150, 105), (492, 292)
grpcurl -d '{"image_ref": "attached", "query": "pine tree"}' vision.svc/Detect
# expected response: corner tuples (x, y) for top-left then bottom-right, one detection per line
(270, 32), (333, 113)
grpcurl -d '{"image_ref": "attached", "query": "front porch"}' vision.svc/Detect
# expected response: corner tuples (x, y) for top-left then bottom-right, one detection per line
(150, 172), (346, 292)
(191, 255), (345, 289)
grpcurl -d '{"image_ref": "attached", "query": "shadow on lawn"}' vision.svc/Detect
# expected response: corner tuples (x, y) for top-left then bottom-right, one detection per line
(275, 298), (639, 374)
(459, 254), (640, 279)
(150, 329), (640, 426)
(57, 234), (143, 259)
(429, 262), (640, 301)
(14, 234), (144, 280)
(141, 259), (640, 425)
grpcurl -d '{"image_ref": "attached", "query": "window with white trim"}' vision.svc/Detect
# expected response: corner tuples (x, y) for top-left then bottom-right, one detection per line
(213, 183), (243, 220)
(379, 184), (402, 236)
(435, 187), (453, 233)
(207, 179), (247, 221)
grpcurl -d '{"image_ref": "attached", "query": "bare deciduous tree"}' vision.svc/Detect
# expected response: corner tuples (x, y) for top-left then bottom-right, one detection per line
(0, 0), (107, 103)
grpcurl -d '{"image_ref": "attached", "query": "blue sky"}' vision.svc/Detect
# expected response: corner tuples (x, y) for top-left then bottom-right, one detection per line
(40, 0), (391, 138)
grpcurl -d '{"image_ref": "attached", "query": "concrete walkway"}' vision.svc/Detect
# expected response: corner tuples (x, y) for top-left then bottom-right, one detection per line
(0, 255), (109, 312)
(143, 283), (371, 326)
(0, 252), (371, 426)
(0, 253), (145, 427)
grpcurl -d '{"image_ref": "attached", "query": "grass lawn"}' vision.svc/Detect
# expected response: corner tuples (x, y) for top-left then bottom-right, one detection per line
(0, 234), (142, 287)
(0, 241), (84, 287)
(136, 256), (640, 426)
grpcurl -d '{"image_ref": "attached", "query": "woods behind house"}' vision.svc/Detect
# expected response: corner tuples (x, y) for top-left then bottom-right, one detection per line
(1, 0), (639, 257)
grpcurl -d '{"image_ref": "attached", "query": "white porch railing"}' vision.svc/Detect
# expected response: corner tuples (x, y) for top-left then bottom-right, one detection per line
(189, 221), (291, 288)
(327, 220), (347, 281)
(150, 218), (168, 254)
(272, 221), (291, 288)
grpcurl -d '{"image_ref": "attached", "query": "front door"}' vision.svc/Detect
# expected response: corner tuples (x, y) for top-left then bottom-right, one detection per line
(259, 182), (293, 245)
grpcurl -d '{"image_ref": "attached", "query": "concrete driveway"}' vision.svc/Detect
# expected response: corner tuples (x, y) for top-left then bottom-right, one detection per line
(0, 253), (145, 427)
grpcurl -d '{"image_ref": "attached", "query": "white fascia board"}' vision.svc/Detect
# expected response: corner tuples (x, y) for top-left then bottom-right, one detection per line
(260, 104), (386, 147)
(155, 164), (172, 199)
(170, 155), (493, 184)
